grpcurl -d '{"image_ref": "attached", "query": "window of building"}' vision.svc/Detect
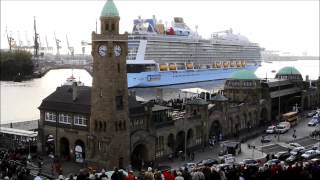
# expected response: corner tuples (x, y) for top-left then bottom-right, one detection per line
(116, 96), (123, 110)
(155, 136), (164, 159)
(112, 23), (115, 31)
(74, 115), (87, 126)
(59, 113), (72, 124)
(45, 112), (56, 122)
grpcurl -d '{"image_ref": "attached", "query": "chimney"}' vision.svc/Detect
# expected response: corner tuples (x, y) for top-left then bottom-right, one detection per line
(72, 82), (78, 101)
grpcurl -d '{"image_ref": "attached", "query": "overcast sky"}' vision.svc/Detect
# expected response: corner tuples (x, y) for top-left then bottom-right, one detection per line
(1, 0), (319, 56)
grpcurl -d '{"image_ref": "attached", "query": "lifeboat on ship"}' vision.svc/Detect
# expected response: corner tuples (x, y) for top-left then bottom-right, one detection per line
(169, 63), (177, 71)
(223, 61), (230, 68)
(216, 62), (222, 68)
(186, 63), (193, 70)
(230, 61), (235, 67)
(236, 61), (241, 67)
(212, 62), (217, 68)
(159, 64), (168, 71)
(241, 60), (246, 67)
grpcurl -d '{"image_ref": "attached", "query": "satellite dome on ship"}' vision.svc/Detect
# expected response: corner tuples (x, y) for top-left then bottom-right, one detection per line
(101, 0), (119, 17)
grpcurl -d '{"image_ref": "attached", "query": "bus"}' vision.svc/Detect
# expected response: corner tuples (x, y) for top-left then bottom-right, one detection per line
(282, 111), (298, 127)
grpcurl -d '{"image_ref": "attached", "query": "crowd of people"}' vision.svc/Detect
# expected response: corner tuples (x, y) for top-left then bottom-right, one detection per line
(54, 159), (320, 180)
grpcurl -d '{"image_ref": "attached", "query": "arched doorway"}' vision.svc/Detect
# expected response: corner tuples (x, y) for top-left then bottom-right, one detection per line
(209, 120), (221, 141)
(46, 134), (55, 155)
(260, 108), (268, 126)
(74, 139), (85, 163)
(131, 144), (148, 170)
(186, 129), (194, 149)
(167, 133), (175, 151)
(175, 131), (185, 154)
(60, 137), (70, 160)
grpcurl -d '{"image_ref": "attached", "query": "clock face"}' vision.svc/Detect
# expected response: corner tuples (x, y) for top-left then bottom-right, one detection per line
(98, 45), (107, 57)
(113, 45), (121, 57)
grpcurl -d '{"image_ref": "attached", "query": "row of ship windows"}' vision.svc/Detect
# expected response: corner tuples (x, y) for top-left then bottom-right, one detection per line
(45, 112), (87, 126)
(146, 45), (259, 51)
(146, 42), (259, 48)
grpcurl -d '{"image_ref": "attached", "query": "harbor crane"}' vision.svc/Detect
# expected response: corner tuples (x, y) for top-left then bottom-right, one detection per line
(66, 34), (74, 56)
(5, 26), (15, 51)
(54, 32), (61, 58)
(45, 35), (53, 53)
(33, 16), (39, 57)
(81, 40), (92, 55)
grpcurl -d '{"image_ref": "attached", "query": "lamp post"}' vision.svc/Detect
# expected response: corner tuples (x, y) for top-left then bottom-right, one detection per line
(27, 137), (31, 160)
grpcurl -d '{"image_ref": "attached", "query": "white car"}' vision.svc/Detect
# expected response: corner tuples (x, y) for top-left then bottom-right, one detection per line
(288, 143), (303, 150)
(275, 123), (290, 134)
(266, 126), (276, 134)
(301, 150), (318, 159)
(290, 147), (305, 155)
(308, 118), (318, 126)
(183, 162), (196, 172)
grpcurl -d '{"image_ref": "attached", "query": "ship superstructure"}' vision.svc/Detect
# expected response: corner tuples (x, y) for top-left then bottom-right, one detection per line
(126, 16), (262, 87)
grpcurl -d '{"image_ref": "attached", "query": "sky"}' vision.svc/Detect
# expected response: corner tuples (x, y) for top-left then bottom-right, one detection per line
(1, 0), (319, 56)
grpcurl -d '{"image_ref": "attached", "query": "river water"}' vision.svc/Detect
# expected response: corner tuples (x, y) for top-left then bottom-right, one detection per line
(1, 60), (319, 124)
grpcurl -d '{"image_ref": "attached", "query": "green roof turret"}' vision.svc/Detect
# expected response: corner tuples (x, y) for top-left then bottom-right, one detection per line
(276, 67), (301, 76)
(101, 0), (119, 17)
(229, 70), (259, 80)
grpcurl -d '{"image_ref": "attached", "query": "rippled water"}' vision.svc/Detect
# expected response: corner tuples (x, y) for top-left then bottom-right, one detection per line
(1, 60), (319, 124)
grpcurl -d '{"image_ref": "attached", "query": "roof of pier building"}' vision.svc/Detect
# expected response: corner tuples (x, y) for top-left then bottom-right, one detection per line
(101, 0), (119, 17)
(229, 70), (259, 80)
(39, 85), (143, 115)
(186, 98), (208, 105)
(275, 67), (303, 81)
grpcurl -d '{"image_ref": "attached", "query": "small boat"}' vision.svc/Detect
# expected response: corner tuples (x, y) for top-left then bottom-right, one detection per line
(271, 70), (276, 73)
(64, 74), (84, 86)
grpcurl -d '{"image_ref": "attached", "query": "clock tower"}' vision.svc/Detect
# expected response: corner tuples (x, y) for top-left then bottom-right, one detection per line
(89, 0), (130, 168)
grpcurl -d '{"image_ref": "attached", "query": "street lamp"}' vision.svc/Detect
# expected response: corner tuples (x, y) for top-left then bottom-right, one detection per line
(27, 137), (31, 160)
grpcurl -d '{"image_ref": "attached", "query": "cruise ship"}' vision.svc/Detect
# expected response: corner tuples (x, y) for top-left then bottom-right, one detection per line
(127, 16), (262, 88)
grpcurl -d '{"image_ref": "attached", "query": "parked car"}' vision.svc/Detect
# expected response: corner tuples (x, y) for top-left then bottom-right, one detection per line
(261, 136), (272, 143)
(288, 143), (303, 150)
(197, 158), (219, 167)
(286, 155), (300, 164)
(242, 159), (259, 167)
(307, 111), (317, 117)
(308, 118), (319, 126)
(275, 151), (291, 161)
(312, 142), (320, 150)
(264, 159), (281, 167)
(183, 163), (196, 172)
(290, 147), (306, 156)
(266, 125), (276, 134)
(275, 124), (290, 134)
(301, 150), (318, 160)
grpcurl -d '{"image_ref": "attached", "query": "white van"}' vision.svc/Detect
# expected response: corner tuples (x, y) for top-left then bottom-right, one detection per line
(275, 122), (290, 134)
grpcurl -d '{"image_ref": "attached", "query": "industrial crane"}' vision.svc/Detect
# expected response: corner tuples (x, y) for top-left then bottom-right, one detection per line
(54, 32), (61, 58)
(66, 34), (74, 56)
(45, 35), (53, 53)
(80, 40), (92, 55)
(33, 16), (39, 57)
(5, 26), (15, 51)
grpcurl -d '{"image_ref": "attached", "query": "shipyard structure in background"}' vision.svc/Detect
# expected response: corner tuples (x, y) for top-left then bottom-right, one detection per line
(37, 0), (320, 169)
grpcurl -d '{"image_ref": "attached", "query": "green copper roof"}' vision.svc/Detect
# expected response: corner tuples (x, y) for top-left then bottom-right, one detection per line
(101, 0), (119, 17)
(229, 70), (258, 80)
(276, 67), (301, 75)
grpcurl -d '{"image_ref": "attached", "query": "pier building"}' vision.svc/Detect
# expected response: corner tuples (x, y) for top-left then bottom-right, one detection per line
(37, 0), (320, 169)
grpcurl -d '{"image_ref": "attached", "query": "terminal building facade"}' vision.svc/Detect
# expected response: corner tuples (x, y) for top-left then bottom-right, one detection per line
(37, 0), (320, 169)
